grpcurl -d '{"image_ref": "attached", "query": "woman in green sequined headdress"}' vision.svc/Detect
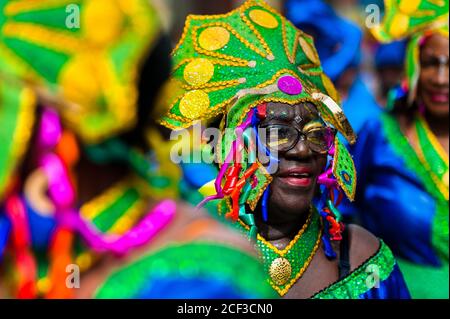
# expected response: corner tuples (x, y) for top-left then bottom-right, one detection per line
(339, 0), (449, 298)
(0, 0), (274, 299)
(160, 0), (410, 298)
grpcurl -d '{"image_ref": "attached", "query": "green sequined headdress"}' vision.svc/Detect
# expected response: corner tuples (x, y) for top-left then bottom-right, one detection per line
(160, 0), (354, 140)
(371, 0), (448, 42)
(0, 0), (160, 143)
(370, 0), (449, 104)
(159, 0), (358, 217)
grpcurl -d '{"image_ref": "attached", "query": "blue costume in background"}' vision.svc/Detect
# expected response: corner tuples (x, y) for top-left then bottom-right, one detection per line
(339, 113), (449, 298)
(286, 0), (412, 299)
(335, 0), (449, 298)
(0, 215), (10, 260)
(358, 265), (410, 299)
(374, 40), (407, 71)
(343, 76), (381, 137)
(285, 0), (361, 82)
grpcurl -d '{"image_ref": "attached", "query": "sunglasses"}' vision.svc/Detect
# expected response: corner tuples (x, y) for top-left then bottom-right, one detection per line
(258, 124), (336, 154)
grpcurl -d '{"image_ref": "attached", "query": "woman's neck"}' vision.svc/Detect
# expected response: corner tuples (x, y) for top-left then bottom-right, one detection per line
(254, 208), (310, 242)
(424, 111), (449, 138)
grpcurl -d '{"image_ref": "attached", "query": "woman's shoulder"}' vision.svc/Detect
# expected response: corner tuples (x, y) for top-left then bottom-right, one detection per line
(312, 225), (400, 299)
(347, 224), (398, 283)
(347, 224), (381, 269)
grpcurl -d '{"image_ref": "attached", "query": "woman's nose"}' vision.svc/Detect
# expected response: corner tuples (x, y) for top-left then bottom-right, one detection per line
(284, 136), (312, 160)
(431, 59), (449, 86)
(435, 65), (449, 85)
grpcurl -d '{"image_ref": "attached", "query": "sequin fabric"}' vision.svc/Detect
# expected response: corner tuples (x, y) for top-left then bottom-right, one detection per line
(312, 240), (396, 299)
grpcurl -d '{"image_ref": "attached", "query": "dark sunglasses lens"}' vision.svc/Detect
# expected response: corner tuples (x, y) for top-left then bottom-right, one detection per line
(262, 125), (298, 152)
(306, 127), (335, 153)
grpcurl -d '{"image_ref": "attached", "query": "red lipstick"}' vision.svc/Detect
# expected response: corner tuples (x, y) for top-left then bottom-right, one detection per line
(277, 167), (313, 188)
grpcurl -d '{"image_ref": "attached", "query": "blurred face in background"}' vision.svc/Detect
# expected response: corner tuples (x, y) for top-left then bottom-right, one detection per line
(418, 33), (449, 117)
(377, 65), (404, 99)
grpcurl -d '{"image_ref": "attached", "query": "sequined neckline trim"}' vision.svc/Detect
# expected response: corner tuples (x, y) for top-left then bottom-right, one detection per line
(311, 240), (396, 299)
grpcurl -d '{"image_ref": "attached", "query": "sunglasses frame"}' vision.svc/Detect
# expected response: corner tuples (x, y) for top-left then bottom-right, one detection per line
(258, 124), (337, 154)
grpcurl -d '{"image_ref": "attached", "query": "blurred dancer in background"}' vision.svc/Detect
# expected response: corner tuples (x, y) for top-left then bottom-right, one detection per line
(0, 0), (273, 299)
(339, 0), (449, 298)
(374, 40), (407, 106)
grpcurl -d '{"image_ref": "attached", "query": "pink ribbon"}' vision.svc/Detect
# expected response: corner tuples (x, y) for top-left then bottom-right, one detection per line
(59, 200), (176, 256)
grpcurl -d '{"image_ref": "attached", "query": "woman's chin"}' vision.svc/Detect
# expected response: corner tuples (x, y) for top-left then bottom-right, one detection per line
(269, 179), (317, 215)
(273, 194), (313, 217)
(426, 104), (449, 118)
